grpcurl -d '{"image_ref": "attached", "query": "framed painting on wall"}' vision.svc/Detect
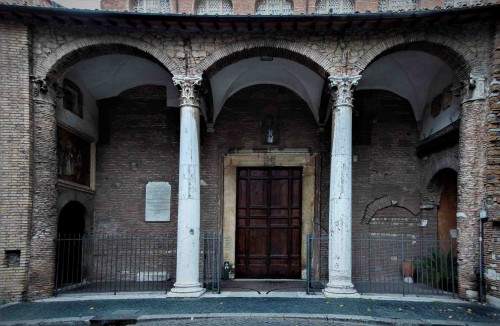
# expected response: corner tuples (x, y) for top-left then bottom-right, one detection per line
(57, 125), (95, 191)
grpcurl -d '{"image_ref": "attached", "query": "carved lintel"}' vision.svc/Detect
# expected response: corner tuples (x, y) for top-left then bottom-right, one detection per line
(172, 75), (203, 107)
(328, 75), (362, 107)
(263, 154), (276, 167)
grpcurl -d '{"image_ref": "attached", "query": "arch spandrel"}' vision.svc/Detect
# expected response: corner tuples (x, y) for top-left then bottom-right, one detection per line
(35, 35), (183, 79)
(195, 38), (333, 79)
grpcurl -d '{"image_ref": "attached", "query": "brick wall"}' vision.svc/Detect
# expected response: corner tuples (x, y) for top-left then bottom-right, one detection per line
(484, 22), (500, 303)
(100, 0), (131, 11)
(352, 90), (421, 237)
(0, 20), (32, 303)
(94, 85), (180, 237)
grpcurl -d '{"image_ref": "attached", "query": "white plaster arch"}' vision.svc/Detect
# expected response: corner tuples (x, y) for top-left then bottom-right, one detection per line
(211, 57), (324, 122)
(357, 50), (460, 139)
(64, 54), (179, 104)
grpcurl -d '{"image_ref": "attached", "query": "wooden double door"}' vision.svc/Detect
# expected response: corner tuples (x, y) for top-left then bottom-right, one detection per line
(235, 167), (302, 279)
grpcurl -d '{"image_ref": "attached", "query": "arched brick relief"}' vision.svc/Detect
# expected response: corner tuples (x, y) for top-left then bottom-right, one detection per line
(34, 36), (182, 80)
(352, 34), (478, 80)
(196, 39), (332, 78)
(361, 195), (420, 225)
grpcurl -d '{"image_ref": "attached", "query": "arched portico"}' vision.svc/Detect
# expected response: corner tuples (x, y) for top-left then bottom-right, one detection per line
(357, 39), (487, 299)
(28, 41), (179, 299)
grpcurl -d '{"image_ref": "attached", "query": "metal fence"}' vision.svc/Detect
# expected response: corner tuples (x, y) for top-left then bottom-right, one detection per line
(54, 234), (176, 295)
(203, 232), (222, 294)
(54, 232), (222, 295)
(306, 234), (458, 297)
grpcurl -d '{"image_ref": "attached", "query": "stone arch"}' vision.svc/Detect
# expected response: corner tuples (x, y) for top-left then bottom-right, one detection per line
(353, 34), (477, 80)
(426, 167), (459, 204)
(424, 157), (459, 197)
(34, 35), (182, 80)
(196, 39), (332, 78)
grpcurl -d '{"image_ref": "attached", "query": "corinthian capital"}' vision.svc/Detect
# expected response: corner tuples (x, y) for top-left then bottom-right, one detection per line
(172, 75), (203, 107)
(328, 75), (362, 107)
(31, 75), (62, 106)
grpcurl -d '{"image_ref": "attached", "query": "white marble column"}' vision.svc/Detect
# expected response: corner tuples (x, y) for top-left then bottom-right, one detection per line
(324, 75), (361, 297)
(169, 75), (206, 297)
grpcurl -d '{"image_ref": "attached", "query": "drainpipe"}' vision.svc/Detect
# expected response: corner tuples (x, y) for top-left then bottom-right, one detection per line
(306, 0), (309, 14)
(479, 206), (487, 302)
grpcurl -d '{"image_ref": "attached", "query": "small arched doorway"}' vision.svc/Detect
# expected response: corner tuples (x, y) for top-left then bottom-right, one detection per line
(55, 201), (86, 288)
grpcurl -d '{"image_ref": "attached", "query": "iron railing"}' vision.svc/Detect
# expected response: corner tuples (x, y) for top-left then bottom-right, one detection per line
(306, 234), (329, 294)
(54, 234), (176, 295)
(203, 232), (222, 294)
(306, 233), (458, 297)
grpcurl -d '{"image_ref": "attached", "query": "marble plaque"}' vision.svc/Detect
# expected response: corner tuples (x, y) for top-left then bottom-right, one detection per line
(145, 182), (171, 222)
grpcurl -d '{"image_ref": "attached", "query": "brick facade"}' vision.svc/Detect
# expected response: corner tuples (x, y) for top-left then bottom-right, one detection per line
(0, 20), (32, 303)
(483, 22), (500, 303)
(99, 0), (455, 14)
(1, 2), (499, 304)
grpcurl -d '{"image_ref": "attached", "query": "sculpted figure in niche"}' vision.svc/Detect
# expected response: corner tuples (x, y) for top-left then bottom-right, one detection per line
(261, 105), (280, 145)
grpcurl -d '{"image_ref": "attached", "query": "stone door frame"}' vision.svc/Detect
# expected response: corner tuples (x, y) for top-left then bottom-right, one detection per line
(222, 150), (317, 279)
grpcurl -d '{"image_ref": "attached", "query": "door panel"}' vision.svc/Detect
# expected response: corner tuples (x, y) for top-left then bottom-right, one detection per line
(235, 167), (302, 278)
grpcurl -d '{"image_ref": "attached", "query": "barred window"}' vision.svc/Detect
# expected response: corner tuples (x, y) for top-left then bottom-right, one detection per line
(195, 0), (233, 14)
(63, 79), (83, 118)
(444, 0), (484, 7)
(316, 0), (355, 14)
(255, 0), (294, 15)
(134, 0), (171, 13)
(378, 0), (417, 11)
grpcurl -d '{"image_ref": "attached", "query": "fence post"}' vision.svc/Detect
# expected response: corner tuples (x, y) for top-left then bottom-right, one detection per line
(306, 234), (311, 294)
(450, 237), (455, 298)
(401, 234), (405, 296)
(218, 233), (222, 294)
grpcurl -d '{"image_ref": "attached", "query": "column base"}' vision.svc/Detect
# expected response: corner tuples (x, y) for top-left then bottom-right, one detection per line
(323, 282), (359, 298)
(168, 283), (206, 298)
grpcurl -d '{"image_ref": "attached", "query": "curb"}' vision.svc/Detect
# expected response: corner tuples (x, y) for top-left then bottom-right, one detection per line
(1, 313), (498, 326)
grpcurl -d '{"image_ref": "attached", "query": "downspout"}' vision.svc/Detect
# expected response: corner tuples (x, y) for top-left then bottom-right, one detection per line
(306, 0), (309, 14)
(479, 206), (487, 302)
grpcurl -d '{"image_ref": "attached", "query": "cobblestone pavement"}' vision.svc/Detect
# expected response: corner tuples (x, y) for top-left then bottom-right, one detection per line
(1, 297), (499, 325)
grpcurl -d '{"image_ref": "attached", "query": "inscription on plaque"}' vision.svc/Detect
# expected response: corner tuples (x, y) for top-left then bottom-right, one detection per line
(145, 182), (171, 222)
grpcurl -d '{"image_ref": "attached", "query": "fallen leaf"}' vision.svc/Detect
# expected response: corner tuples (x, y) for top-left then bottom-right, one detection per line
(89, 307), (94, 310)
(339, 304), (344, 308)
(448, 316), (453, 319)
(467, 308), (472, 314)
(367, 308), (372, 312)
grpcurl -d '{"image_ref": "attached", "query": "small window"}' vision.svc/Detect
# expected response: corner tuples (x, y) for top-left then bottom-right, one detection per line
(134, 0), (171, 13)
(316, 0), (354, 14)
(378, 0), (418, 11)
(255, 0), (294, 15)
(63, 79), (83, 118)
(195, 0), (233, 14)
(444, 0), (484, 7)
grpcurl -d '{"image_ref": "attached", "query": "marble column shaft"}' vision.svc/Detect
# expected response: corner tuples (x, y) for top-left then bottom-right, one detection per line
(324, 75), (361, 296)
(170, 75), (205, 297)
